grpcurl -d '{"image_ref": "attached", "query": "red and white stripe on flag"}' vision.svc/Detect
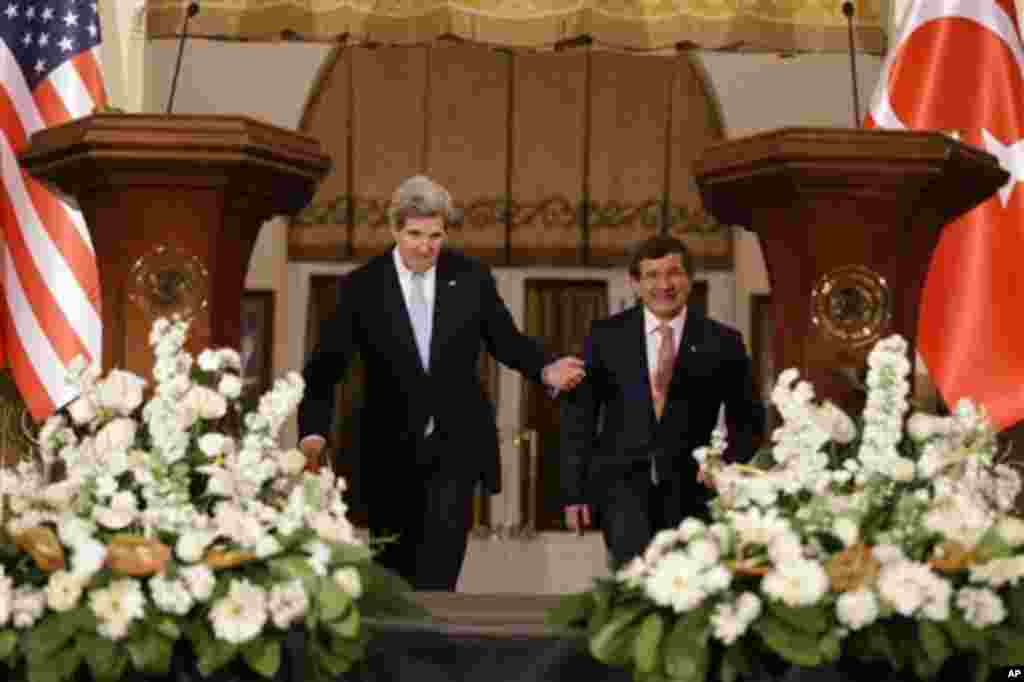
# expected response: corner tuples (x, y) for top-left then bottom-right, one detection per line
(0, 1), (105, 421)
(866, 0), (1024, 430)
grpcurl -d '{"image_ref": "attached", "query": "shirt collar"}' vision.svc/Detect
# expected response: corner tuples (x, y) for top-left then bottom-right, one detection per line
(392, 247), (437, 282)
(643, 306), (687, 338)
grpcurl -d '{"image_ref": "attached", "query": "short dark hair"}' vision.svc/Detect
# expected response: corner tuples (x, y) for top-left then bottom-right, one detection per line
(628, 235), (694, 278)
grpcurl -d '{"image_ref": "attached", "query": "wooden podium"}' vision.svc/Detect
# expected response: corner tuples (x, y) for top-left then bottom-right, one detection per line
(695, 128), (1007, 414)
(19, 114), (331, 378)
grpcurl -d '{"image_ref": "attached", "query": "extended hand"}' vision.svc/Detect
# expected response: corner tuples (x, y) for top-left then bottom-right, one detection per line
(543, 356), (585, 392)
(564, 504), (592, 534)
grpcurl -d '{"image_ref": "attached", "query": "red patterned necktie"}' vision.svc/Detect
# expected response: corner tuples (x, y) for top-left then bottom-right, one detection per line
(652, 323), (675, 419)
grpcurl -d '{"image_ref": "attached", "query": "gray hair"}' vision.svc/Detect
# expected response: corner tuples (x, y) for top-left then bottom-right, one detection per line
(387, 175), (463, 230)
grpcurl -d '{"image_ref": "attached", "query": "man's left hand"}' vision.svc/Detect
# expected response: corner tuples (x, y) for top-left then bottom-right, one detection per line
(543, 356), (585, 392)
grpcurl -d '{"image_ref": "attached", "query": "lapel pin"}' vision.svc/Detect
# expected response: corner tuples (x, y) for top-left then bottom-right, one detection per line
(448, 280), (456, 287)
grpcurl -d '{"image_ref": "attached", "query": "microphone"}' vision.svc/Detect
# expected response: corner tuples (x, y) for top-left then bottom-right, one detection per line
(842, 1), (862, 126)
(166, 2), (200, 114)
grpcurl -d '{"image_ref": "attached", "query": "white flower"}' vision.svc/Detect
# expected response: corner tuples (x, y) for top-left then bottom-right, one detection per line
(46, 571), (85, 612)
(198, 433), (233, 458)
(176, 531), (216, 563)
(831, 518), (860, 548)
(218, 374), (243, 399)
(969, 557), (1024, 588)
(183, 385), (228, 421)
(0, 568), (12, 627)
(890, 457), (916, 482)
(268, 580), (309, 629)
(815, 402), (857, 444)
(711, 601), (750, 644)
(180, 564), (216, 602)
(997, 517), (1024, 547)
(218, 348), (242, 370)
(209, 579), (268, 644)
(89, 579), (146, 640)
(279, 449), (307, 476)
(149, 574), (194, 616)
(94, 491), (138, 530)
(70, 538), (107, 579)
(956, 587), (1006, 628)
(836, 589), (879, 630)
(333, 567), (363, 599)
(872, 544), (905, 564)
(67, 396), (98, 425)
(762, 560), (829, 608)
(95, 369), (146, 415)
(307, 540), (332, 576)
(877, 561), (951, 620)
(198, 349), (223, 372)
(94, 418), (138, 455)
(643, 551), (719, 613)
(12, 587), (45, 628)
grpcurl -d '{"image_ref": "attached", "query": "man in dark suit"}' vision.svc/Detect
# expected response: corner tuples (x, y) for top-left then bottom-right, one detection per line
(298, 175), (584, 591)
(560, 235), (764, 568)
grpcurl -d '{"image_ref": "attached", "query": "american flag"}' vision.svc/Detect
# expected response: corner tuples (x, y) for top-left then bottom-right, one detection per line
(0, 1), (105, 420)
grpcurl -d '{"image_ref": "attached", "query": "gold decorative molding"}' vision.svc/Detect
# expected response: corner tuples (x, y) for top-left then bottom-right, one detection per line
(289, 195), (733, 268)
(144, 0), (886, 52)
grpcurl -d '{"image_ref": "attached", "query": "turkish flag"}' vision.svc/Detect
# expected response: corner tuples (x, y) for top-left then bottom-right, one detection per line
(866, 0), (1024, 429)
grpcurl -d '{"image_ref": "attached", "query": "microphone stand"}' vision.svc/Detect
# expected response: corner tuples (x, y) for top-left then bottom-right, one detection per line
(842, 1), (862, 126)
(166, 2), (200, 114)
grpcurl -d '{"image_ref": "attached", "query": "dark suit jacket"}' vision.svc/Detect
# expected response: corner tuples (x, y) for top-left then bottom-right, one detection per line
(299, 248), (549, 500)
(560, 305), (764, 507)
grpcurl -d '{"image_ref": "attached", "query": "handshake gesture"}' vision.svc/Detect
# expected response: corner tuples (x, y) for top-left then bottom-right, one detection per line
(541, 356), (586, 392)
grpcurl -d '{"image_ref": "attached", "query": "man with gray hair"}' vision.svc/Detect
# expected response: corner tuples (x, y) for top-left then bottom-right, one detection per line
(299, 175), (585, 591)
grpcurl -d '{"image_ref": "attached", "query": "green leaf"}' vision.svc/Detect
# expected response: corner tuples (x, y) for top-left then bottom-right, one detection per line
(0, 629), (18, 661)
(753, 615), (822, 668)
(1007, 585), (1024, 627)
(662, 607), (712, 681)
(268, 556), (317, 585)
(81, 635), (127, 682)
(330, 543), (372, 565)
(989, 627), (1024, 666)
(633, 612), (665, 674)
(767, 602), (829, 635)
(355, 561), (426, 620)
(589, 604), (648, 666)
(972, 659), (991, 682)
(242, 637), (282, 679)
(329, 605), (361, 640)
(942, 614), (988, 654)
(126, 632), (174, 675)
(153, 616), (181, 641)
(318, 578), (353, 622)
(196, 637), (239, 677)
(918, 620), (950, 669)
(27, 655), (61, 682)
(26, 611), (80, 661)
(53, 645), (84, 681)
(546, 592), (594, 629)
(818, 631), (842, 663)
(719, 645), (753, 682)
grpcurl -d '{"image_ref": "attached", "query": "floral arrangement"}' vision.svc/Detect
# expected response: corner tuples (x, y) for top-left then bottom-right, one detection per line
(550, 335), (1024, 682)
(0, 318), (420, 682)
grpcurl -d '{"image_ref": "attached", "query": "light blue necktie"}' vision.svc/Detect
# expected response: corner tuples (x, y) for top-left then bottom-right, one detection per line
(409, 271), (432, 372)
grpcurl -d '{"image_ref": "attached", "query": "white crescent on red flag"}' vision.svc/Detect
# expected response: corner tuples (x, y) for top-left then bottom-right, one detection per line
(866, 0), (1024, 429)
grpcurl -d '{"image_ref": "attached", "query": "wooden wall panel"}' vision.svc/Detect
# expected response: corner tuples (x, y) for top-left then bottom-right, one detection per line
(295, 46), (730, 268)
(294, 50), (350, 261)
(587, 53), (675, 266)
(425, 46), (509, 263)
(350, 47), (430, 258)
(509, 52), (587, 266)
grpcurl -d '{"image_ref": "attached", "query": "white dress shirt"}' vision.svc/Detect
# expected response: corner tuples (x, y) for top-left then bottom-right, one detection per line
(392, 247), (437, 323)
(643, 306), (687, 381)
